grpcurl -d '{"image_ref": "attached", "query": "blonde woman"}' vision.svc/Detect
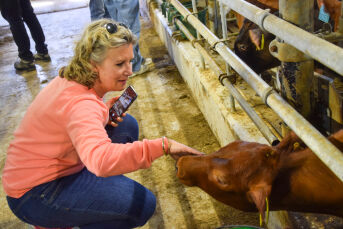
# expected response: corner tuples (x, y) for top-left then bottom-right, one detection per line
(2, 19), (203, 229)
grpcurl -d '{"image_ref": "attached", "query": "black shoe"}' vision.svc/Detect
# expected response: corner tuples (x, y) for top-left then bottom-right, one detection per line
(34, 53), (51, 62)
(14, 59), (36, 71)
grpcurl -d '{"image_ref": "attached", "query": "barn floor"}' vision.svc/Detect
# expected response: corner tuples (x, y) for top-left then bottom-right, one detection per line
(0, 3), (260, 229)
(0, 1), (343, 229)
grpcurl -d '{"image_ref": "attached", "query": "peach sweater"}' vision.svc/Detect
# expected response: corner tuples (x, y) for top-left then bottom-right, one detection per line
(2, 76), (165, 198)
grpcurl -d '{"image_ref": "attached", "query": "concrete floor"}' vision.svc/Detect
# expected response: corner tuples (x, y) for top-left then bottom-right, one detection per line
(1, 1), (343, 229)
(0, 2), (260, 229)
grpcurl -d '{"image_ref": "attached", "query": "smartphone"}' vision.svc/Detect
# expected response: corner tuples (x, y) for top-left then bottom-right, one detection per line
(109, 85), (138, 123)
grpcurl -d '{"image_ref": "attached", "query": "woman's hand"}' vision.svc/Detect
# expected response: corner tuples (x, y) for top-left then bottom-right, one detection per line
(106, 96), (126, 127)
(167, 139), (205, 161)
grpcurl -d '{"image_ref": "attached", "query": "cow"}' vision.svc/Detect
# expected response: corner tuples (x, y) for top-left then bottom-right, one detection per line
(233, 0), (341, 75)
(176, 130), (343, 220)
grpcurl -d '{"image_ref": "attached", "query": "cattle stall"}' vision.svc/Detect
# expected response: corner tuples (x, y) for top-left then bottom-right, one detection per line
(147, 0), (343, 228)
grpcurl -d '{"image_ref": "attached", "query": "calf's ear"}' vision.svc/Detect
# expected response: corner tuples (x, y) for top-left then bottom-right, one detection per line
(247, 184), (271, 219)
(248, 29), (262, 50)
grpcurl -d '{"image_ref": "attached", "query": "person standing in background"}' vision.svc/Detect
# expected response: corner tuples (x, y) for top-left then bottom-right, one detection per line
(89, 0), (110, 21)
(0, 0), (51, 71)
(103, 0), (154, 76)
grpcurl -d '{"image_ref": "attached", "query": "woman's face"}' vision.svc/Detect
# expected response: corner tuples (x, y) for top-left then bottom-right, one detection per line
(93, 43), (134, 97)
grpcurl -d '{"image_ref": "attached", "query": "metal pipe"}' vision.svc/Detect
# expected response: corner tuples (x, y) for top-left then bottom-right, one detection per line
(169, 0), (343, 182)
(278, 0), (314, 118)
(219, 2), (230, 74)
(175, 18), (279, 145)
(219, 0), (343, 76)
(219, 1), (235, 111)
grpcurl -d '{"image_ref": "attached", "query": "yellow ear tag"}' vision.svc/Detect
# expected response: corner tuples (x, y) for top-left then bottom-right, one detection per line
(255, 33), (264, 51)
(260, 33), (264, 50)
(293, 142), (300, 150)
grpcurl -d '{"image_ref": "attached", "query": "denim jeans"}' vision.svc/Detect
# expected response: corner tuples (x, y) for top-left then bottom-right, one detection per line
(0, 0), (48, 61)
(6, 114), (156, 228)
(103, 0), (144, 72)
(89, 0), (110, 21)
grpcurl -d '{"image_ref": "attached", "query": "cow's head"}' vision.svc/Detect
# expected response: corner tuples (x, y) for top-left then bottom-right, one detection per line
(176, 140), (280, 217)
(234, 19), (280, 75)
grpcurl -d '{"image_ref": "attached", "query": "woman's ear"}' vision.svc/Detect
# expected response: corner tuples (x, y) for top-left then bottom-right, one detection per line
(90, 60), (100, 78)
(90, 60), (98, 71)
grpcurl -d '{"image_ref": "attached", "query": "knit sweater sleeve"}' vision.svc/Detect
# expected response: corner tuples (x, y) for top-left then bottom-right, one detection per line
(65, 97), (164, 177)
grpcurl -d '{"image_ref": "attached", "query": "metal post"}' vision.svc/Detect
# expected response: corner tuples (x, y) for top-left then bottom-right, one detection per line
(207, 0), (216, 33)
(191, 0), (205, 69)
(219, 1), (235, 111)
(278, 0), (314, 118)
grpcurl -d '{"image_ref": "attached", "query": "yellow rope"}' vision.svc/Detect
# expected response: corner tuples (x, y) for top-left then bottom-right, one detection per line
(266, 197), (269, 225)
(259, 197), (269, 227)
(259, 213), (263, 227)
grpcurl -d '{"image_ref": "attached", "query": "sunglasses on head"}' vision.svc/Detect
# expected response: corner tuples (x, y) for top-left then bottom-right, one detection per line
(104, 22), (128, 34)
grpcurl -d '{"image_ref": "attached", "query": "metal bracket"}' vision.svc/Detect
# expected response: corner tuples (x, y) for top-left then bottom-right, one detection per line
(191, 38), (206, 48)
(183, 12), (199, 22)
(219, 73), (236, 85)
(261, 86), (275, 106)
(256, 9), (271, 33)
(269, 39), (311, 62)
(210, 38), (231, 51)
(171, 31), (183, 39)
(171, 14), (182, 25)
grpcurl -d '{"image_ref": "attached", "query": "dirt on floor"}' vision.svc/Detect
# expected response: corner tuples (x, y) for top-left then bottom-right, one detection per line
(0, 5), (260, 229)
(105, 15), (262, 229)
(1, 3), (343, 229)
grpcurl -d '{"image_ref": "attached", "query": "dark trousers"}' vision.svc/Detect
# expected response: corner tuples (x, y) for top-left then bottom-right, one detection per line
(1, 0), (48, 61)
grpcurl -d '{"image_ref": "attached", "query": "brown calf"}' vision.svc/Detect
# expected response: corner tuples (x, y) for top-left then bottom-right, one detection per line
(176, 130), (343, 218)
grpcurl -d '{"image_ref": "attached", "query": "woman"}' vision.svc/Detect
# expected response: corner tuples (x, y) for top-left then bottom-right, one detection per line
(2, 19), (203, 228)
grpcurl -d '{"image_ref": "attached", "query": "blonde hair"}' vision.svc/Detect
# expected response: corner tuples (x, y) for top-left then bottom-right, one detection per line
(59, 19), (137, 88)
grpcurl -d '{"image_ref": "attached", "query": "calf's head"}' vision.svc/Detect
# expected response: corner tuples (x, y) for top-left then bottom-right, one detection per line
(234, 19), (280, 75)
(176, 140), (280, 216)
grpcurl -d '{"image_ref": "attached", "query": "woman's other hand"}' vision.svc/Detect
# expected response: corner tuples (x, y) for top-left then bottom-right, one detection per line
(106, 96), (126, 127)
(167, 139), (205, 161)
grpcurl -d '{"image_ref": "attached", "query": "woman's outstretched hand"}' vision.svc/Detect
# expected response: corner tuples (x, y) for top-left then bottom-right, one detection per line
(167, 139), (205, 160)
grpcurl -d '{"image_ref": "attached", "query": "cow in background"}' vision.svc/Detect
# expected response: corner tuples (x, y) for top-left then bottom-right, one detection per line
(233, 0), (341, 75)
(176, 130), (343, 219)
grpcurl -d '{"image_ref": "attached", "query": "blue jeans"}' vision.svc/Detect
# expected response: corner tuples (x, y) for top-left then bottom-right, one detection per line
(103, 0), (144, 72)
(6, 114), (156, 228)
(89, 0), (110, 21)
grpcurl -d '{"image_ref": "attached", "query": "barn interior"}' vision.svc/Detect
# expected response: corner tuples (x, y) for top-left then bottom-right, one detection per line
(0, 0), (343, 228)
